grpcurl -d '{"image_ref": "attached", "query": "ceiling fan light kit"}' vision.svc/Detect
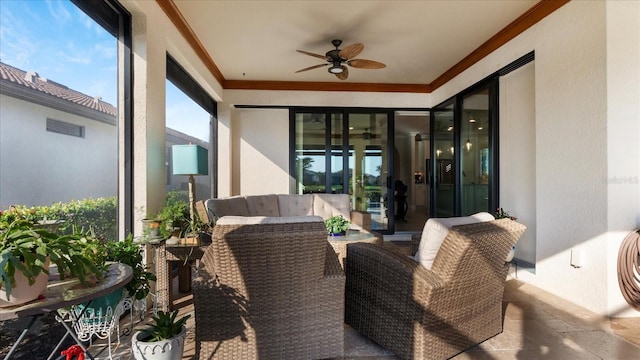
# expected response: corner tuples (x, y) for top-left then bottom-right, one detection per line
(296, 39), (386, 80)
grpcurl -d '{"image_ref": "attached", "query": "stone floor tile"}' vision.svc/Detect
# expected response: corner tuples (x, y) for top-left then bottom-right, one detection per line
(564, 330), (640, 360)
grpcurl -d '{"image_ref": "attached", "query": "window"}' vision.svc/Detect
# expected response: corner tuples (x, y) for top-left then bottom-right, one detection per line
(166, 54), (217, 200)
(0, 0), (132, 239)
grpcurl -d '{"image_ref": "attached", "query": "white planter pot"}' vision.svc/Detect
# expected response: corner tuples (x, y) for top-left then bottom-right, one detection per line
(132, 326), (186, 360)
(0, 258), (50, 308)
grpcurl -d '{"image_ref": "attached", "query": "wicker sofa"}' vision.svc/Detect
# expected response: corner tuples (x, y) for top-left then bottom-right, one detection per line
(204, 193), (371, 231)
(345, 219), (526, 360)
(193, 216), (345, 359)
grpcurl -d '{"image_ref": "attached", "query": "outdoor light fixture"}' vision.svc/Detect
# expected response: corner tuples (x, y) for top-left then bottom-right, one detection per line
(328, 64), (344, 74)
(172, 144), (208, 230)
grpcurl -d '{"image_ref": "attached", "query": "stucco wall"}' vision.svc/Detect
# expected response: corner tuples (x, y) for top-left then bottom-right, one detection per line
(0, 95), (117, 207)
(499, 62), (536, 266)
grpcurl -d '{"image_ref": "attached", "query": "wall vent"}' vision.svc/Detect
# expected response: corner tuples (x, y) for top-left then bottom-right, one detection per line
(46, 118), (85, 138)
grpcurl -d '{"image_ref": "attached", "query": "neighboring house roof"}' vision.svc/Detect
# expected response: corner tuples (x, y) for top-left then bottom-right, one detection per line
(0, 61), (208, 145)
(0, 61), (116, 123)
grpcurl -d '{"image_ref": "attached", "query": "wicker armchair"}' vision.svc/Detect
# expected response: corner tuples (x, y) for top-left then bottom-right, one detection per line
(345, 219), (526, 360)
(193, 216), (345, 360)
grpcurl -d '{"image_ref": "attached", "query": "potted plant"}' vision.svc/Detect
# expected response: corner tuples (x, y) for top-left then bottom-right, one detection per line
(325, 215), (351, 236)
(141, 218), (163, 239)
(132, 310), (191, 360)
(106, 234), (156, 301)
(73, 234), (156, 337)
(155, 191), (190, 240)
(0, 220), (104, 307)
(156, 191), (212, 245)
(495, 207), (517, 262)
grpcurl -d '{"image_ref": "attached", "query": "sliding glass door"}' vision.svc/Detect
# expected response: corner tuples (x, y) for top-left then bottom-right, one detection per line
(430, 79), (498, 217)
(431, 101), (456, 217)
(461, 87), (491, 215)
(293, 109), (391, 232)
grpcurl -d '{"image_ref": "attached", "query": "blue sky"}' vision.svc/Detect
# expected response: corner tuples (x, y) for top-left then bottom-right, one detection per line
(0, 0), (209, 141)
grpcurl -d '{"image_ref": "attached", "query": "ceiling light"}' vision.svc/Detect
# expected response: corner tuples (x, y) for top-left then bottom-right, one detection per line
(447, 126), (453, 131)
(469, 118), (476, 123)
(478, 126), (483, 130)
(328, 64), (343, 74)
(466, 139), (472, 151)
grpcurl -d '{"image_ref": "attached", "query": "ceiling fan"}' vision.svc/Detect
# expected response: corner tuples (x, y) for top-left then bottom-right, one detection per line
(296, 39), (386, 80)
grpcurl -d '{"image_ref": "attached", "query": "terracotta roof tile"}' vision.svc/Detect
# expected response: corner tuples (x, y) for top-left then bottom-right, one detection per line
(0, 61), (116, 117)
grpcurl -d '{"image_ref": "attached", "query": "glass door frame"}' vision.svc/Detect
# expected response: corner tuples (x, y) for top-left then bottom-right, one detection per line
(430, 78), (499, 217)
(290, 107), (395, 234)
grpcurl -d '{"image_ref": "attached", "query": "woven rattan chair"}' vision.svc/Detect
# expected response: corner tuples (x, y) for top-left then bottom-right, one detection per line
(193, 216), (345, 359)
(345, 218), (526, 360)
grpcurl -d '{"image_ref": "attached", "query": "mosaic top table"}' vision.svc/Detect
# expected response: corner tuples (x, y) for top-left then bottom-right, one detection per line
(0, 262), (132, 359)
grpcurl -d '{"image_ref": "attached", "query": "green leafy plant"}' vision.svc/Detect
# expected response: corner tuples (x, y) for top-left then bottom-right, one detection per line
(155, 191), (190, 239)
(495, 207), (517, 220)
(105, 235), (156, 301)
(324, 215), (351, 235)
(0, 220), (104, 298)
(138, 310), (190, 342)
(0, 197), (117, 242)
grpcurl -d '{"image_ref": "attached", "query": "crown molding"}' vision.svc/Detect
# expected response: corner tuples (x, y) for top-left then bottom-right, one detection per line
(429, 0), (570, 91)
(224, 80), (430, 93)
(156, 0), (226, 86)
(158, 0), (569, 94)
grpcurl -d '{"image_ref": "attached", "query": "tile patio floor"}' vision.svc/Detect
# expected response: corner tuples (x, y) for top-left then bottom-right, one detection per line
(83, 240), (640, 360)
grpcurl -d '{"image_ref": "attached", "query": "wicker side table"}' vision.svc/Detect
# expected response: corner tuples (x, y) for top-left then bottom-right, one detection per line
(328, 229), (382, 268)
(153, 240), (208, 312)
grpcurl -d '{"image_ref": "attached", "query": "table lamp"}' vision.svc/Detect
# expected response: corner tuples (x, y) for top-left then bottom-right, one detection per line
(172, 144), (208, 231)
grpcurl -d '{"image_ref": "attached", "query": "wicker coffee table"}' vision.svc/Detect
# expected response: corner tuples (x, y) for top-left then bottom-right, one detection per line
(328, 229), (382, 268)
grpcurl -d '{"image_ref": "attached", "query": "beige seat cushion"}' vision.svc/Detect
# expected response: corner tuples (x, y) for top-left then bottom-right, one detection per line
(313, 194), (351, 222)
(216, 215), (323, 225)
(245, 194), (280, 217)
(204, 196), (249, 219)
(277, 194), (314, 217)
(415, 212), (495, 270)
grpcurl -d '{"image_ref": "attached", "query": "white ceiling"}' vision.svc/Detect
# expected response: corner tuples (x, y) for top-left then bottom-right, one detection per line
(172, 0), (538, 85)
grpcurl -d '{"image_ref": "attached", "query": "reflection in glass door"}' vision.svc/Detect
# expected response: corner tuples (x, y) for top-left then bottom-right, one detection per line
(293, 110), (391, 232)
(294, 113), (327, 194)
(431, 102), (455, 217)
(348, 113), (389, 231)
(461, 89), (490, 215)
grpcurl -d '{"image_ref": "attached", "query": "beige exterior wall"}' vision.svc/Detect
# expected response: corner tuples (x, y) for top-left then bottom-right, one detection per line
(0, 95), (117, 207)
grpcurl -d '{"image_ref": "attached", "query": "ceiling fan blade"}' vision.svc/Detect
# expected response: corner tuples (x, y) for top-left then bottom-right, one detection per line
(296, 50), (329, 60)
(347, 59), (386, 69)
(339, 43), (364, 59)
(295, 64), (328, 73)
(335, 66), (349, 80)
